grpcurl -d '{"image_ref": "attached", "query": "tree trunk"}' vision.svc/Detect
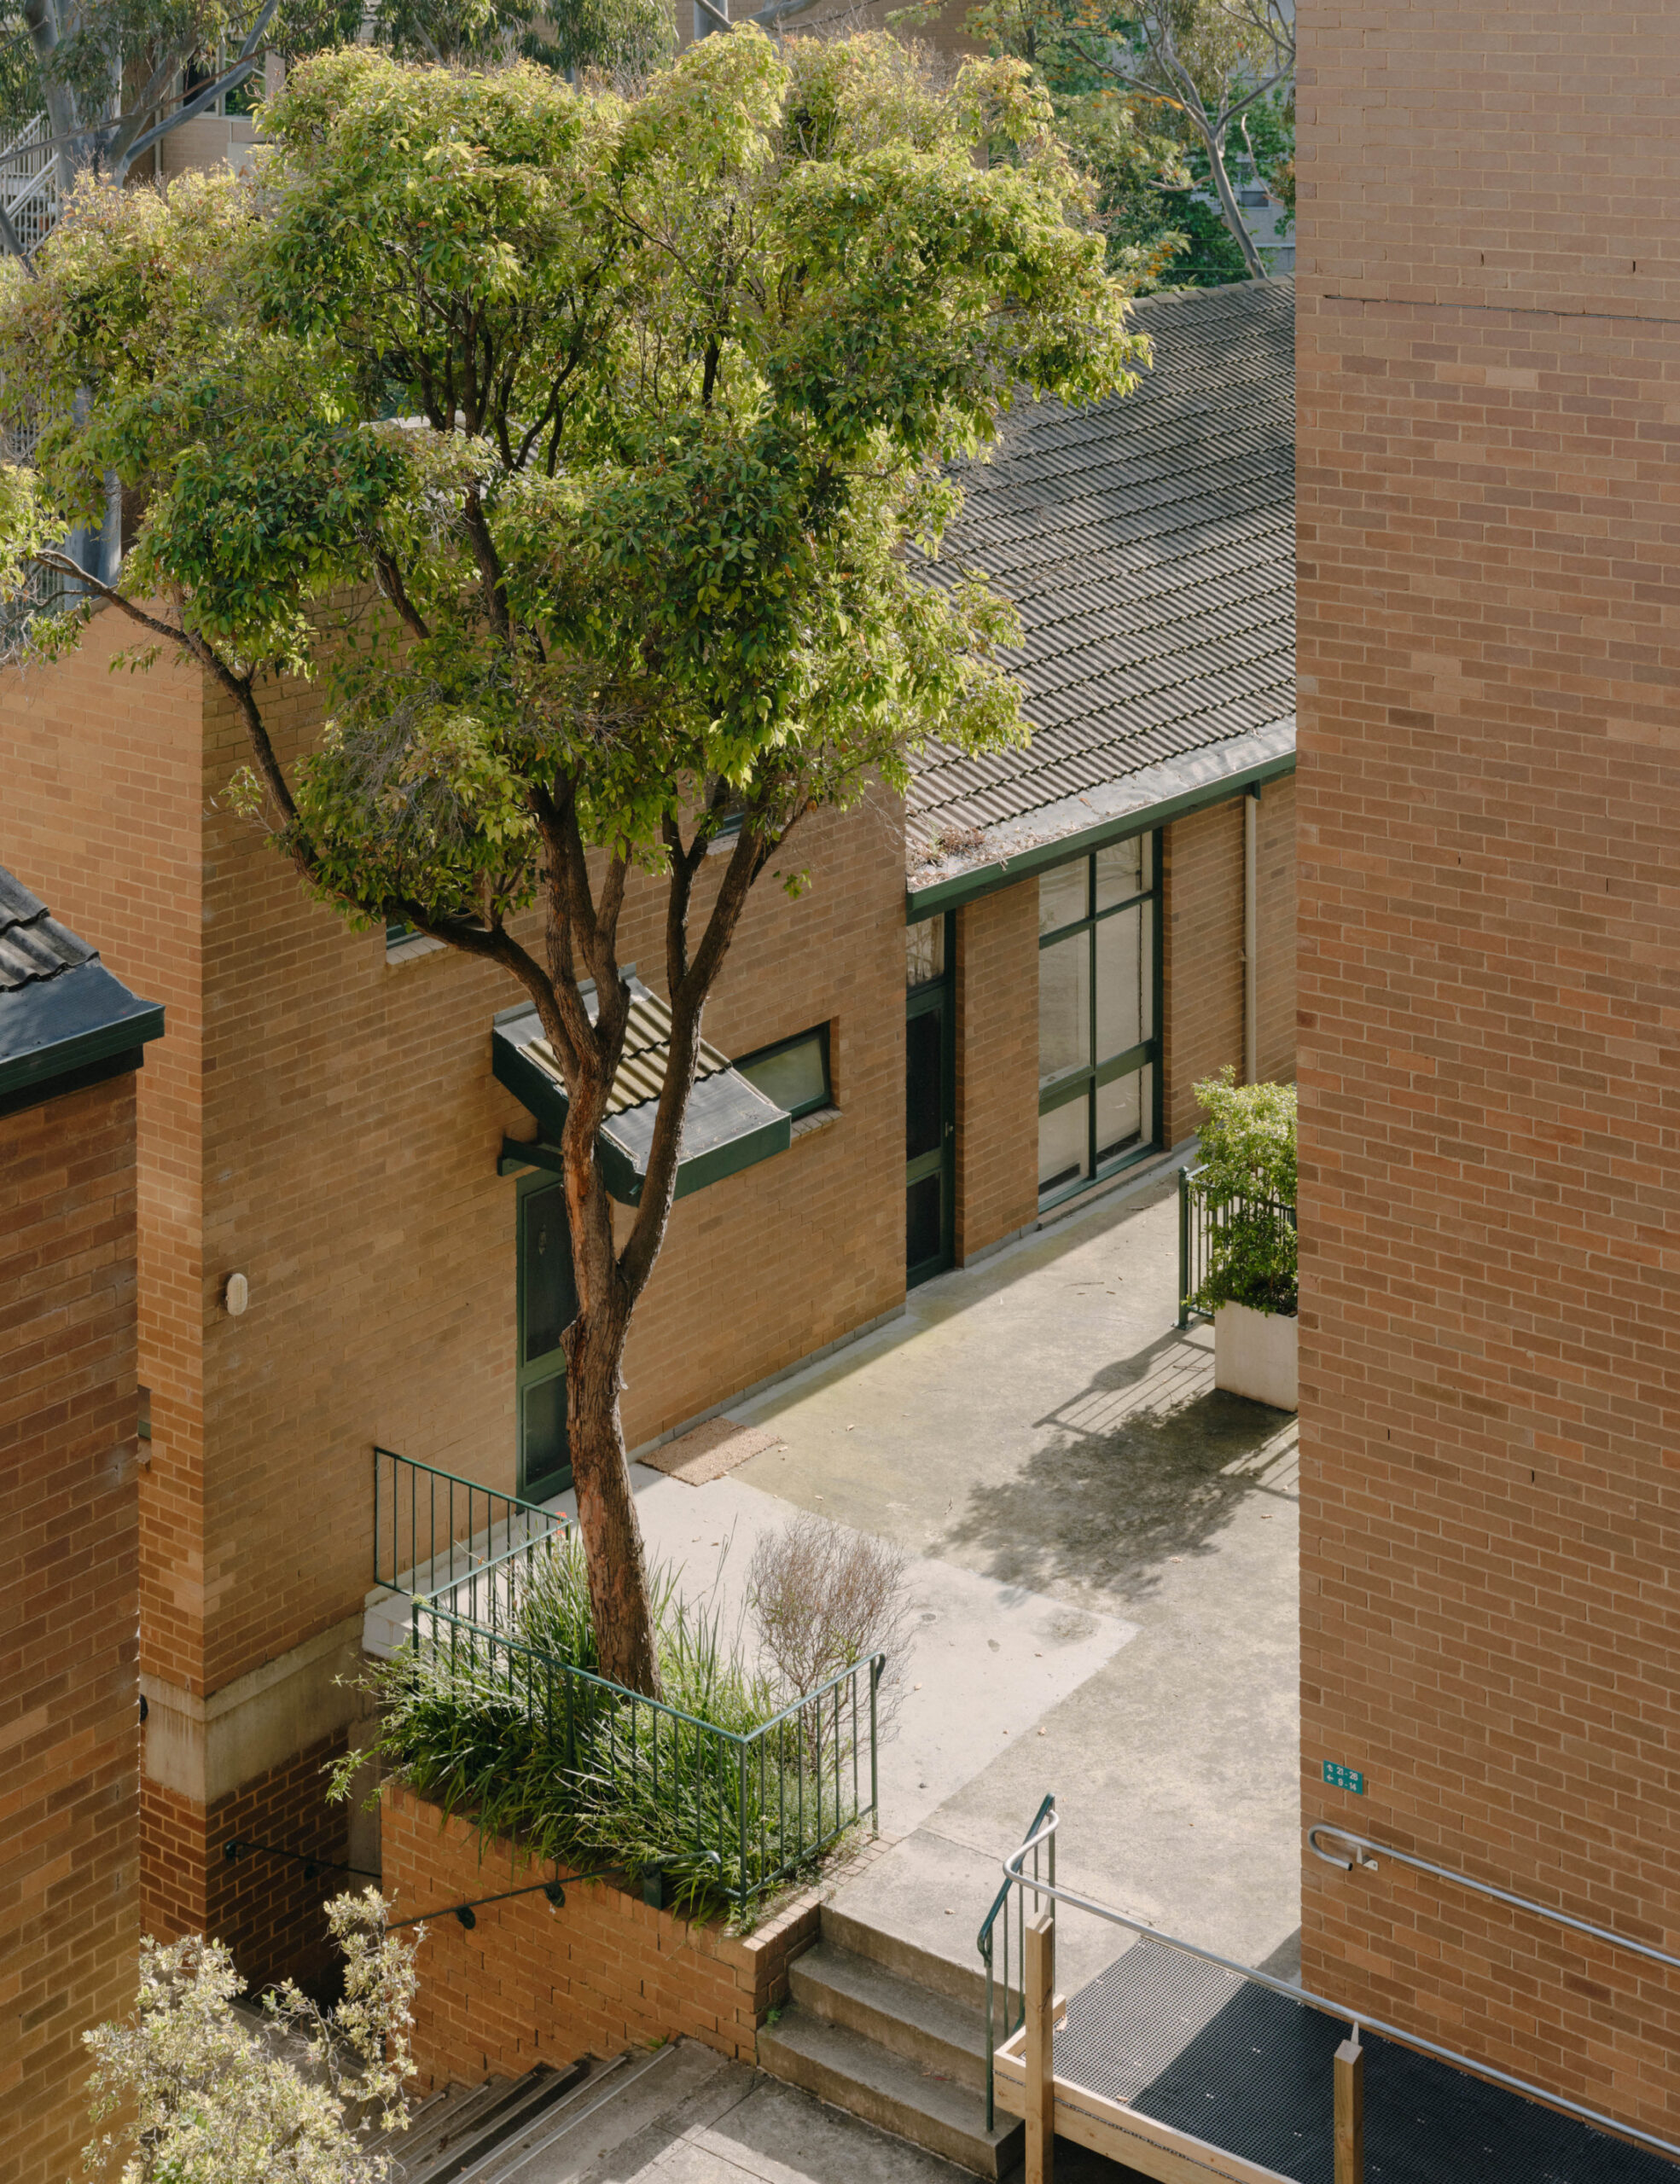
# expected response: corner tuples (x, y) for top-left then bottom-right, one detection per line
(565, 1298), (662, 1695)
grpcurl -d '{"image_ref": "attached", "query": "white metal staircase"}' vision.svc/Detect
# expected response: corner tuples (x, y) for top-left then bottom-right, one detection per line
(0, 113), (60, 260)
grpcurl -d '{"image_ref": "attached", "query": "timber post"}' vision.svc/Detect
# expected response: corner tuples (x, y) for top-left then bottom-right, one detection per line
(1334, 2030), (1363, 2184)
(1025, 1911), (1055, 2184)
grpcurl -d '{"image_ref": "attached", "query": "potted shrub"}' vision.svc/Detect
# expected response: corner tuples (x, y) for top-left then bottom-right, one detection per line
(1187, 1069), (1298, 1411)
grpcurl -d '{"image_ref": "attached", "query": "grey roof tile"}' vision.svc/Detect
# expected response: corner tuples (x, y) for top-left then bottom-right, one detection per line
(0, 868), (94, 992)
(909, 279), (1294, 847)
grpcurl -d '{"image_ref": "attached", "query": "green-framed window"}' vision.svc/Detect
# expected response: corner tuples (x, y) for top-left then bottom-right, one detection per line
(1037, 833), (1162, 1206)
(516, 1170), (574, 1500)
(734, 1024), (832, 1121)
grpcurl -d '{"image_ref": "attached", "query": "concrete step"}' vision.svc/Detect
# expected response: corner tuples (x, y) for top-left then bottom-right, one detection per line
(757, 2006), (1023, 2179)
(789, 1941), (990, 2092)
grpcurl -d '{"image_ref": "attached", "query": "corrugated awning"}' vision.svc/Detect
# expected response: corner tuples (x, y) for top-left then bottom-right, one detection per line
(491, 974), (790, 1205)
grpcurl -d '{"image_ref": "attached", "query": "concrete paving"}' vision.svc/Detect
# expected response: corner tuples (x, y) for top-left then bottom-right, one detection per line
(647, 1170), (1302, 1989)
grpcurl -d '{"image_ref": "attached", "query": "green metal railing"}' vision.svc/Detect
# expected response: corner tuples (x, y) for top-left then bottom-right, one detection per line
(1177, 1162), (1298, 1329)
(409, 1574), (883, 1909)
(977, 1792), (1055, 2132)
(373, 1445), (567, 1600)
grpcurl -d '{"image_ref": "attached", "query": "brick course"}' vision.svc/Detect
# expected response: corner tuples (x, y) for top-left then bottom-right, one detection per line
(0, 1072), (142, 2184)
(381, 1786), (883, 2085)
(1297, 0), (1680, 2141)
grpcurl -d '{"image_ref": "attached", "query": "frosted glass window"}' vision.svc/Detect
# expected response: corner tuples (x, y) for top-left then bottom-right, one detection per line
(1038, 932), (1090, 1084)
(1038, 862), (1088, 936)
(1096, 903), (1147, 1061)
(1038, 1099), (1090, 1197)
(1094, 837), (1144, 910)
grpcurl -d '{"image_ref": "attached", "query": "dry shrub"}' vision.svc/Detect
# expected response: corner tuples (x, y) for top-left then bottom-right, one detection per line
(747, 1511), (914, 1724)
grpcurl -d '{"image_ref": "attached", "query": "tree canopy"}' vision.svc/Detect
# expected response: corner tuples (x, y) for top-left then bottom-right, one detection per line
(0, 30), (1148, 1688)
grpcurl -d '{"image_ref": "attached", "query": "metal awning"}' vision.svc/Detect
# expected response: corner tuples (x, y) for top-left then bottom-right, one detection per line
(491, 974), (790, 1205)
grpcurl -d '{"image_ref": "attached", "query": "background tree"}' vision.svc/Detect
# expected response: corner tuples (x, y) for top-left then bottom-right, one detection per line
(956, 0), (1293, 282)
(0, 31), (1147, 1693)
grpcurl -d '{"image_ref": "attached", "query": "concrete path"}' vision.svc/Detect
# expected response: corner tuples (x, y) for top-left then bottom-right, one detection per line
(625, 1169), (1301, 1997)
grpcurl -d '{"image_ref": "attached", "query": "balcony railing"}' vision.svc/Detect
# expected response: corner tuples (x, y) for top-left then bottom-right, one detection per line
(1177, 1160), (1298, 1328)
(373, 1444), (567, 1601)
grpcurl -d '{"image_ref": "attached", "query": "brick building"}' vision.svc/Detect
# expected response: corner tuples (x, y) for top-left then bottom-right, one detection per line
(0, 873), (163, 2184)
(0, 274), (1296, 1988)
(1297, 0), (1680, 2148)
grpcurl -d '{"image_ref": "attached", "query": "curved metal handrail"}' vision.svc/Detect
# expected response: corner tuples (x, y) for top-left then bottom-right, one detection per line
(1308, 1822), (1680, 1976)
(995, 1810), (1680, 2164)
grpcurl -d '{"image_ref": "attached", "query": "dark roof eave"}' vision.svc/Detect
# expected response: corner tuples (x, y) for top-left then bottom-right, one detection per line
(906, 720), (1296, 921)
(0, 958), (166, 1102)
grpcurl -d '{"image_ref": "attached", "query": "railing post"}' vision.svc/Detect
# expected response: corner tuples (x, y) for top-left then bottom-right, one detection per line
(1025, 1910), (1055, 2184)
(1334, 2030), (1363, 2184)
(1177, 1165), (1191, 1328)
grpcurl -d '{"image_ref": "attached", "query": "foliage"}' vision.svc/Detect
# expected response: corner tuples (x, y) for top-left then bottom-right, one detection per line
(0, 30), (1148, 1694)
(1188, 1066), (1296, 1316)
(955, 0), (1293, 282)
(81, 1892), (420, 2184)
(340, 1532), (875, 1918)
(747, 1508), (911, 1723)
(368, 0), (671, 79)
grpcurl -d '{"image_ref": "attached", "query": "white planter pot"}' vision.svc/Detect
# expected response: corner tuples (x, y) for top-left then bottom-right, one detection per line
(1213, 1301), (1299, 1412)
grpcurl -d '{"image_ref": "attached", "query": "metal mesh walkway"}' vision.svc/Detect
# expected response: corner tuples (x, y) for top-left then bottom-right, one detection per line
(1055, 1940), (1675, 2183)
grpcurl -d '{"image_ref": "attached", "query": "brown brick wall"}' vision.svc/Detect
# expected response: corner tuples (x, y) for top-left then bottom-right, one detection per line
(381, 1786), (837, 2085)
(953, 886), (1039, 1261)
(1297, 0), (1680, 2141)
(0, 1072), (142, 2184)
(1254, 775), (1298, 1089)
(1162, 801), (1245, 1144)
(0, 630), (206, 1701)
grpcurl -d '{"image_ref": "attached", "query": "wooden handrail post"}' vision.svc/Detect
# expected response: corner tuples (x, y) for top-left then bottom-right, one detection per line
(1334, 2031), (1363, 2184)
(1025, 1910), (1055, 2184)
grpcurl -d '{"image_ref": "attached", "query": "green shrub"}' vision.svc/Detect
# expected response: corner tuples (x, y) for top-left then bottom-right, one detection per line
(338, 1536), (871, 1922)
(1188, 1067), (1298, 1317)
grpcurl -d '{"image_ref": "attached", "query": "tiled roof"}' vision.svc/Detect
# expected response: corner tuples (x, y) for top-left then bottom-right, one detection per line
(910, 276), (1294, 872)
(0, 867), (95, 990)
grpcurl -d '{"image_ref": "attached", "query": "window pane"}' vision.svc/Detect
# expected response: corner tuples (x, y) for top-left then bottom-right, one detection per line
(739, 1033), (828, 1118)
(1038, 861), (1088, 936)
(1038, 1095), (1090, 1199)
(906, 1006), (945, 1160)
(1095, 837), (1143, 909)
(522, 1184), (577, 1363)
(906, 919), (945, 988)
(1096, 904), (1145, 1063)
(1038, 931), (1090, 1085)
(521, 1373), (567, 1485)
(1096, 1070), (1144, 1167)
(906, 1174), (944, 1269)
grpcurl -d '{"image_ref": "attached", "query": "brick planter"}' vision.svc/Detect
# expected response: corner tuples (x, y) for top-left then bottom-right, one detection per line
(381, 1784), (878, 2088)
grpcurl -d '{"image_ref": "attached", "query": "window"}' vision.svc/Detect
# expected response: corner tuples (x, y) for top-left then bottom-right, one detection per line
(1037, 835), (1160, 1204)
(516, 1175), (574, 1500)
(906, 918), (945, 990)
(735, 1025), (832, 1121)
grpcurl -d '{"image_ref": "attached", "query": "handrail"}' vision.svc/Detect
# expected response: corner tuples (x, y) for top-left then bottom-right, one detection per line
(1309, 1821), (1680, 1976)
(976, 1792), (1055, 2133)
(373, 1444), (567, 1598)
(995, 1810), (1680, 2164)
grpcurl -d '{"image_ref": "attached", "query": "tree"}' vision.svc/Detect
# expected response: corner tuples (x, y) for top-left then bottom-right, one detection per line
(960, 0), (1293, 280)
(0, 31), (1147, 1693)
(82, 1891), (420, 2184)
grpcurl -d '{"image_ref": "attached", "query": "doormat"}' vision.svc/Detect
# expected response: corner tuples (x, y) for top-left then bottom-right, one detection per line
(638, 1416), (784, 1486)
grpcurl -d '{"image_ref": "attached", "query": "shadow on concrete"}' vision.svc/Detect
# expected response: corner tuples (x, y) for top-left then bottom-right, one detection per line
(933, 1327), (1294, 1608)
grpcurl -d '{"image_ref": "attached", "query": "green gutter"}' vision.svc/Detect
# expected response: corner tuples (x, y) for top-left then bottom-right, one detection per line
(0, 1000), (166, 1101)
(905, 750), (1297, 922)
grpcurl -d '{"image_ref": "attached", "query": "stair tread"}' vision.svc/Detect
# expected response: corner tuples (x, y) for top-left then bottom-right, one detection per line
(759, 2005), (1018, 2152)
(385, 2078), (516, 2169)
(821, 1901), (991, 2014)
(793, 1943), (987, 2059)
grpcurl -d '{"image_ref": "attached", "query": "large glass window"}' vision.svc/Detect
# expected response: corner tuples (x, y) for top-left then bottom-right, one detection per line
(1037, 835), (1160, 1203)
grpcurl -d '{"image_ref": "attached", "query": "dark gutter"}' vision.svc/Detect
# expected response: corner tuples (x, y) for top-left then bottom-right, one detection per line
(904, 749), (1297, 922)
(0, 958), (166, 1107)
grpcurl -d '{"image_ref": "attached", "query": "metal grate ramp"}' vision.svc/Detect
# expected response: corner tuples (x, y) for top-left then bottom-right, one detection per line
(1055, 1941), (1676, 2183)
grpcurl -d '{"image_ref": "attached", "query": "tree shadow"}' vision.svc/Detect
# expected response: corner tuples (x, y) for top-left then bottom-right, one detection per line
(934, 1327), (1295, 1609)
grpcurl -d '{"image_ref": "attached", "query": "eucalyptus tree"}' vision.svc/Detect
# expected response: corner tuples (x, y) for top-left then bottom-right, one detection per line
(0, 31), (1147, 1692)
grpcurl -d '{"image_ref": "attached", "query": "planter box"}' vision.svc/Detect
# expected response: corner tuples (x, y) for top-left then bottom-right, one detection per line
(1213, 1301), (1299, 1412)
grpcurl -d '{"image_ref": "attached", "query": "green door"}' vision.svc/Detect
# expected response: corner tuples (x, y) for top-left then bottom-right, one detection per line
(906, 915), (955, 1287)
(517, 1172), (575, 1500)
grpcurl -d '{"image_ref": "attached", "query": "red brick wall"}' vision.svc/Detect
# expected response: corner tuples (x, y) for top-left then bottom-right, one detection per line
(381, 1786), (828, 2085)
(1255, 775), (1298, 1089)
(1297, 0), (1680, 2142)
(953, 886), (1039, 1261)
(1162, 801), (1245, 1145)
(0, 1072), (142, 2184)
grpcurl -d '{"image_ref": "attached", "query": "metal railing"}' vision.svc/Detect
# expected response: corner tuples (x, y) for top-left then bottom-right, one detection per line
(0, 113), (60, 259)
(408, 1580), (883, 1909)
(1177, 1160), (1297, 1328)
(989, 1804), (1680, 2169)
(373, 1444), (567, 1602)
(977, 1792), (1055, 2132)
